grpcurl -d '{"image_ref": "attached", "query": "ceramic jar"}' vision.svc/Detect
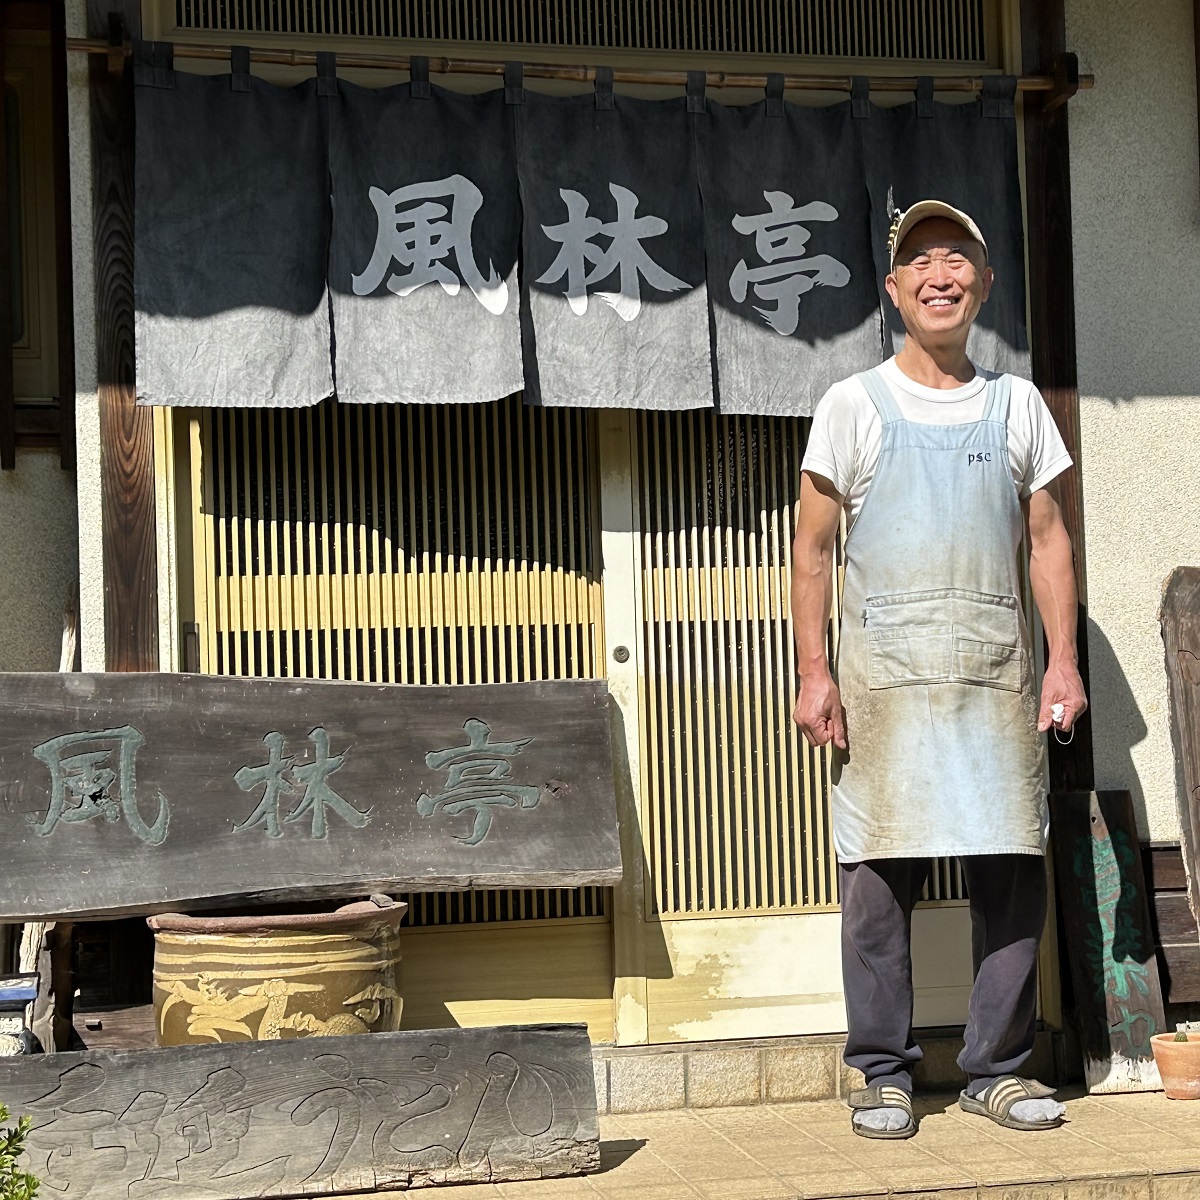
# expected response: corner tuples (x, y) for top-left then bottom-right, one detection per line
(147, 898), (406, 1047)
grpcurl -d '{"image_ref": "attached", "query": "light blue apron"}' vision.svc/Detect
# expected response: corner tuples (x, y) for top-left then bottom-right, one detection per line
(830, 367), (1047, 863)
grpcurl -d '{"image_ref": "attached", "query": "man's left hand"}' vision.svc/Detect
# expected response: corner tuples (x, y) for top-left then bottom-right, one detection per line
(1038, 660), (1088, 733)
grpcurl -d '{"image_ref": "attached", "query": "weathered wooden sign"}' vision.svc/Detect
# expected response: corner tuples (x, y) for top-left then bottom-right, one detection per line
(0, 673), (620, 919)
(1160, 567), (1200, 934)
(1050, 790), (1166, 1093)
(0, 1024), (599, 1196)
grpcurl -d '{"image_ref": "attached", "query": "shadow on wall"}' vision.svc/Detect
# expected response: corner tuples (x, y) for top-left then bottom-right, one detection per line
(1086, 615), (1149, 828)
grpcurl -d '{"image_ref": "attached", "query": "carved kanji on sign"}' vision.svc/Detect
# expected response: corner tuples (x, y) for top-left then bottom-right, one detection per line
(416, 719), (541, 845)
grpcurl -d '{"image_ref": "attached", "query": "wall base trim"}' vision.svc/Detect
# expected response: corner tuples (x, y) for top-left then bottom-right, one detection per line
(592, 1027), (1079, 1113)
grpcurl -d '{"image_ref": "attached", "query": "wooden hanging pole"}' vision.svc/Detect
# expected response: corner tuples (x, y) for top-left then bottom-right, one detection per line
(64, 36), (1095, 95)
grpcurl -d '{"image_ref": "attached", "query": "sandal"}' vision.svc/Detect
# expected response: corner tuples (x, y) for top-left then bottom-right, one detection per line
(847, 1084), (917, 1140)
(958, 1076), (1062, 1131)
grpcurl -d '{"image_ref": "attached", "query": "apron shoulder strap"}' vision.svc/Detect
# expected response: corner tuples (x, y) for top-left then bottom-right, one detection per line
(855, 367), (904, 424)
(982, 373), (1012, 424)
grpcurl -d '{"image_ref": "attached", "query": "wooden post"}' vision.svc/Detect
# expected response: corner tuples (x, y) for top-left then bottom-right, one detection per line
(598, 411), (650, 1046)
(51, 0), (76, 470)
(18, 922), (76, 1052)
(1021, 0), (1093, 793)
(1159, 567), (1200, 932)
(88, 0), (158, 670)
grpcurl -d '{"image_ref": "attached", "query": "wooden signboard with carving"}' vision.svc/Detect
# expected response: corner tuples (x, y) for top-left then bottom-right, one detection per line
(1160, 567), (1200, 933)
(0, 673), (620, 920)
(1049, 790), (1166, 1093)
(0, 1023), (600, 1196)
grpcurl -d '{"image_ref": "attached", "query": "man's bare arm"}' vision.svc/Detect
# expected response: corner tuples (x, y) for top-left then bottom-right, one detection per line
(1025, 482), (1088, 732)
(791, 470), (848, 749)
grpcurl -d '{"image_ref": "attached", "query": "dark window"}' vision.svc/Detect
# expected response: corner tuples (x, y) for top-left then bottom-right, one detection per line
(1, 0), (74, 470)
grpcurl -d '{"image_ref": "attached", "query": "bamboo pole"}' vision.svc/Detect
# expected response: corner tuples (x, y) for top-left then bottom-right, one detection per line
(65, 36), (1094, 94)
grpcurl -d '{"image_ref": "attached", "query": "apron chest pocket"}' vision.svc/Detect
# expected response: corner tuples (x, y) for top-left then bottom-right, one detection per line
(866, 589), (1023, 693)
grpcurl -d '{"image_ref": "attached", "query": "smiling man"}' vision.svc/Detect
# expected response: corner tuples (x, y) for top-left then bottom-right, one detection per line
(791, 202), (1087, 1139)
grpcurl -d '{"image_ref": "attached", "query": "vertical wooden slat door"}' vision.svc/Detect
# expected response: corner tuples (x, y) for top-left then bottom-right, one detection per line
(637, 411), (838, 918)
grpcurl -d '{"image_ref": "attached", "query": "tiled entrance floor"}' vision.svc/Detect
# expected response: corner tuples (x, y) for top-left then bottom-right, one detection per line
(399, 1090), (1200, 1199)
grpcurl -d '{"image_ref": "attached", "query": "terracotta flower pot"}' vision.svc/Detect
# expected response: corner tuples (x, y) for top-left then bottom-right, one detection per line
(147, 898), (406, 1047)
(1151, 1032), (1200, 1099)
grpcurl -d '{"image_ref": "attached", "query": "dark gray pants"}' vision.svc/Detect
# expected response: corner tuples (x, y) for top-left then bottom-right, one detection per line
(840, 854), (1047, 1095)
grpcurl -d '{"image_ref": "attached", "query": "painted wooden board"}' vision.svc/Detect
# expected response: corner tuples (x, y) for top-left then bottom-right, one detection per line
(1049, 790), (1166, 1093)
(0, 1023), (599, 1196)
(0, 673), (620, 920)
(1159, 567), (1200, 933)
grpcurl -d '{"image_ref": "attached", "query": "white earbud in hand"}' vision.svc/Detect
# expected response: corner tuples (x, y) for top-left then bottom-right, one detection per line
(1050, 702), (1073, 744)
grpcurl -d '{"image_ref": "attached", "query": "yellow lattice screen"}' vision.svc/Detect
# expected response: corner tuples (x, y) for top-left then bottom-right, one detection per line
(192, 395), (608, 925)
(196, 398), (602, 684)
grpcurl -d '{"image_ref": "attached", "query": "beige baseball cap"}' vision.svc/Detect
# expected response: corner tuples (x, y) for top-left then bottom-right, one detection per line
(887, 200), (988, 271)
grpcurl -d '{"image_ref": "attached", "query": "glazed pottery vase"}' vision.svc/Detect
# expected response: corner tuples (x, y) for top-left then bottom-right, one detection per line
(147, 898), (406, 1047)
(1150, 1032), (1200, 1099)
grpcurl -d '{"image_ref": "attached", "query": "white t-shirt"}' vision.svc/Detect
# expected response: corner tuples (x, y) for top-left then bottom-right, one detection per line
(801, 357), (1073, 530)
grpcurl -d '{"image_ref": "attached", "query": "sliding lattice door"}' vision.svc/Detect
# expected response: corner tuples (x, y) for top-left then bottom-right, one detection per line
(636, 411), (838, 916)
(632, 410), (965, 918)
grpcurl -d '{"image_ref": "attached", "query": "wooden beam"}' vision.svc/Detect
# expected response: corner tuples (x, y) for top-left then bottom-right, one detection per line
(1021, 0), (1093, 792)
(1, 1024), (600, 1196)
(1159, 941), (1200, 1005)
(0, 673), (622, 919)
(62, 36), (1096, 94)
(1152, 892), (1198, 944)
(88, 0), (157, 670)
(50, 0), (75, 470)
(1142, 843), (1191, 892)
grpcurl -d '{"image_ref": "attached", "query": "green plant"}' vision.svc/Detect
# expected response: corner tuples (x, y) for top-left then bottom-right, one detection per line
(0, 1103), (38, 1200)
(1174, 1029), (1191, 1042)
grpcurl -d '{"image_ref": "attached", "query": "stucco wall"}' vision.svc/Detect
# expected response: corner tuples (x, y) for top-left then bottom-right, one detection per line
(0, 449), (78, 670)
(0, 0), (87, 674)
(1068, 0), (1200, 839)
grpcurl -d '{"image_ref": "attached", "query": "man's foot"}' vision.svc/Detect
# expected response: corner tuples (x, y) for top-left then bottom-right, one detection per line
(847, 1084), (917, 1139)
(1009, 1097), (1067, 1123)
(959, 1077), (1065, 1130)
